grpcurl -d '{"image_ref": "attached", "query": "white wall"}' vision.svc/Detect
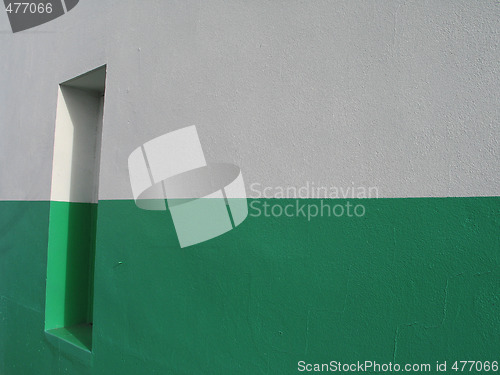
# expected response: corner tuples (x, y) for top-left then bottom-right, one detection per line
(0, 0), (498, 200)
(50, 86), (102, 203)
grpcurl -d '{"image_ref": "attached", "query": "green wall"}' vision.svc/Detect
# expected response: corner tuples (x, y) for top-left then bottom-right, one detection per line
(0, 198), (499, 374)
(45, 202), (96, 330)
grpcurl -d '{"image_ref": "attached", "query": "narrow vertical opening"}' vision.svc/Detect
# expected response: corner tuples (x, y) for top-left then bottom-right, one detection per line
(45, 65), (106, 352)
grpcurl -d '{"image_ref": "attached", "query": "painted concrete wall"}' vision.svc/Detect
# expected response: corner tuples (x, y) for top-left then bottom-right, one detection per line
(0, 2), (499, 375)
(51, 86), (102, 203)
(0, 0), (499, 200)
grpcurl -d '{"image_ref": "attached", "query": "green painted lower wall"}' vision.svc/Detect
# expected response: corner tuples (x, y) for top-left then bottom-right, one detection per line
(45, 201), (96, 334)
(0, 198), (499, 374)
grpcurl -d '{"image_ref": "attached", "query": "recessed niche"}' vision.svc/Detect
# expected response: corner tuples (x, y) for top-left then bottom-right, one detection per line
(45, 65), (106, 352)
